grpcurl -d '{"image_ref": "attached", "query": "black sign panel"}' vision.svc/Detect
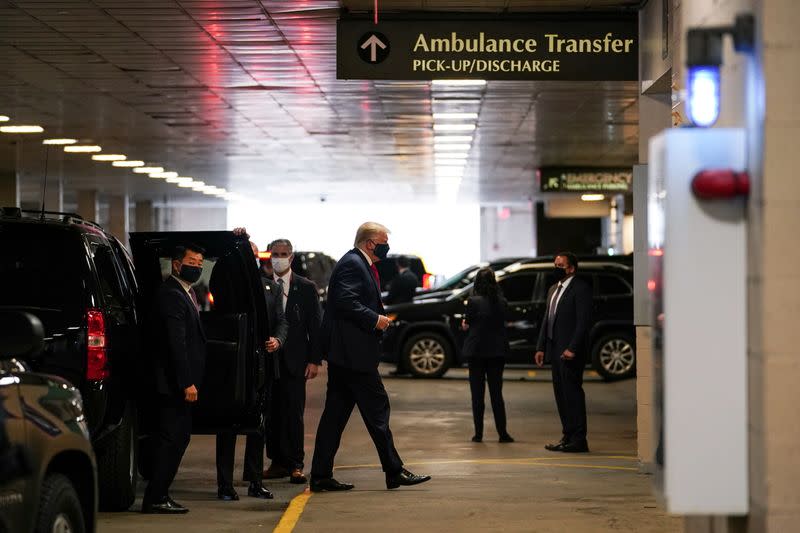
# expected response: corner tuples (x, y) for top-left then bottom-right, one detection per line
(337, 16), (638, 81)
(539, 167), (633, 193)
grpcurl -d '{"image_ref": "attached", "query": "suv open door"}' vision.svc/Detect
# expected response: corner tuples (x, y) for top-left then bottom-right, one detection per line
(129, 231), (269, 435)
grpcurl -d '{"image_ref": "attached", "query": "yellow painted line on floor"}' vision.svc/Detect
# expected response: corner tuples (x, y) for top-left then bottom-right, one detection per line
(273, 488), (311, 533)
(521, 462), (638, 472)
(527, 370), (537, 377)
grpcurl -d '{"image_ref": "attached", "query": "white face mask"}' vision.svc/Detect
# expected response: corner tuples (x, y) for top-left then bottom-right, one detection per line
(271, 257), (291, 273)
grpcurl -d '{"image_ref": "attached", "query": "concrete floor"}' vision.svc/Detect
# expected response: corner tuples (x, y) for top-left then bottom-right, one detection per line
(98, 365), (680, 533)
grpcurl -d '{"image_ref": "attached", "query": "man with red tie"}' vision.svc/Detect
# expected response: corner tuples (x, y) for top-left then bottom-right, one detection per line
(310, 222), (431, 492)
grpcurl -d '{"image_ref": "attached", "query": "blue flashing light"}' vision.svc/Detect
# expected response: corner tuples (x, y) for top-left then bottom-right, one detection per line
(687, 65), (721, 127)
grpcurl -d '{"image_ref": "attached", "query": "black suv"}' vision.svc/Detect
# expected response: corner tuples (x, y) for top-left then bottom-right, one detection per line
(381, 261), (635, 381)
(291, 251), (337, 300)
(376, 254), (431, 292)
(0, 208), (140, 511)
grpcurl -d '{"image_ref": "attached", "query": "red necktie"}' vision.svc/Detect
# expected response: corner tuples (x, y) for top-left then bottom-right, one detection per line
(370, 264), (381, 287)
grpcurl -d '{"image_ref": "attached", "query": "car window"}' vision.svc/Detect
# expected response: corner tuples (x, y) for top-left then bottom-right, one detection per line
(90, 243), (127, 309)
(597, 274), (631, 295)
(498, 274), (537, 302)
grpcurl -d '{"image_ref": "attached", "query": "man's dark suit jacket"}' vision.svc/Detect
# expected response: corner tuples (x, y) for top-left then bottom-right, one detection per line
(322, 249), (384, 372)
(153, 276), (207, 396)
(536, 276), (593, 361)
(277, 274), (322, 377)
(384, 269), (419, 305)
(259, 274), (289, 378)
(462, 295), (510, 360)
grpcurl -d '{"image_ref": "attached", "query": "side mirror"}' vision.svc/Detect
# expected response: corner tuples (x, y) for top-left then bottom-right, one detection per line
(0, 311), (45, 361)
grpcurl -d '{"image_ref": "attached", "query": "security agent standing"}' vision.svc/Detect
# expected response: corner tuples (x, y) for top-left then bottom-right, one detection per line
(142, 244), (207, 514)
(535, 252), (593, 454)
(263, 238), (322, 484)
(214, 238), (288, 501)
(384, 255), (419, 305)
(310, 222), (431, 492)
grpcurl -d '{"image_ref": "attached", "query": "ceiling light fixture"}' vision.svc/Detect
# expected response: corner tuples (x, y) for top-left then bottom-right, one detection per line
(92, 154), (127, 162)
(190, 181), (206, 190)
(1, 125), (44, 134)
(43, 138), (77, 145)
(434, 135), (473, 143)
(112, 160), (145, 167)
(432, 79), (487, 87)
(0, 115), (9, 122)
(178, 180), (197, 188)
(434, 143), (472, 151)
(149, 171), (178, 179)
(132, 166), (164, 174)
(581, 194), (606, 202)
(433, 124), (476, 132)
(432, 112), (479, 120)
(436, 167), (465, 178)
(434, 152), (469, 159)
(64, 145), (102, 153)
(434, 159), (467, 166)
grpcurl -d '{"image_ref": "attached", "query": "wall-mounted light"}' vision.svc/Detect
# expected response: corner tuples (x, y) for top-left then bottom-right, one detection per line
(686, 14), (754, 128)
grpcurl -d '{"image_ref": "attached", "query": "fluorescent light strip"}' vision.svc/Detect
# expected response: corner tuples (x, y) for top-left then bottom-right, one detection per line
(132, 167), (164, 174)
(432, 112), (479, 120)
(64, 145), (102, 153)
(112, 160), (145, 167)
(92, 154), (127, 162)
(434, 143), (471, 151)
(434, 159), (466, 166)
(1, 125), (44, 133)
(149, 171), (178, 179)
(581, 194), (605, 202)
(435, 152), (469, 159)
(0, 115), (9, 122)
(432, 79), (486, 87)
(43, 138), (77, 145)
(433, 124), (476, 132)
(434, 135), (473, 143)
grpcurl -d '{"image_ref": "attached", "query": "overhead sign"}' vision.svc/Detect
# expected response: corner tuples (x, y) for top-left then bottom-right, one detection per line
(538, 167), (633, 193)
(337, 16), (638, 81)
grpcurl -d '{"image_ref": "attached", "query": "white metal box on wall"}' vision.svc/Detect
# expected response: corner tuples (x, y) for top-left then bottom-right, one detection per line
(647, 128), (748, 515)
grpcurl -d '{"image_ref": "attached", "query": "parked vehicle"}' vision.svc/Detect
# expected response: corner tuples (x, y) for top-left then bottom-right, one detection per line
(291, 251), (337, 300)
(0, 311), (97, 533)
(376, 254), (432, 292)
(0, 208), (140, 511)
(381, 261), (635, 381)
(418, 257), (530, 297)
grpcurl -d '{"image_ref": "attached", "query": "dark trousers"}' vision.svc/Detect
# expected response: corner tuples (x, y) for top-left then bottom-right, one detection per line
(267, 366), (307, 470)
(468, 357), (508, 437)
(216, 432), (264, 488)
(143, 395), (192, 503)
(547, 341), (588, 443)
(310, 364), (403, 479)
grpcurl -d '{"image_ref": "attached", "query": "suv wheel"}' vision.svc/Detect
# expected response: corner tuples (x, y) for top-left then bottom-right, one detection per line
(592, 333), (636, 381)
(36, 473), (86, 533)
(97, 404), (138, 511)
(401, 332), (452, 378)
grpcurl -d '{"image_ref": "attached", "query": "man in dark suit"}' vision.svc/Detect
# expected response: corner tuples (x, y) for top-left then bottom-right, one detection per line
(142, 244), (207, 514)
(310, 222), (431, 492)
(384, 255), (419, 305)
(263, 238), (322, 485)
(535, 252), (593, 453)
(215, 239), (288, 501)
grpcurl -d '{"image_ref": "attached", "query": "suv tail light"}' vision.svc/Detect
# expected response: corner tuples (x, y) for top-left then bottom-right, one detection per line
(86, 308), (109, 380)
(422, 273), (433, 289)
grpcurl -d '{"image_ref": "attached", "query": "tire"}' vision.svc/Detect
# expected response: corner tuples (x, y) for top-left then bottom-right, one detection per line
(591, 332), (636, 381)
(96, 404), (138, 511)
(401, 331), (452, 378)
(35, 473), (86, 533)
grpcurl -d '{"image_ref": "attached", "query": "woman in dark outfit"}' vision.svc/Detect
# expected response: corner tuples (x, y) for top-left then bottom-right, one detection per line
(462, 267), (514, 443)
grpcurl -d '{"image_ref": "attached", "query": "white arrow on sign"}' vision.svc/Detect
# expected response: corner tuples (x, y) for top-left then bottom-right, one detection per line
(360, 34), (387, 63)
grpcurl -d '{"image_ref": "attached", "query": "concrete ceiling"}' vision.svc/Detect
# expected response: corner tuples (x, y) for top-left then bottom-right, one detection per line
(0, 0), (640, 205)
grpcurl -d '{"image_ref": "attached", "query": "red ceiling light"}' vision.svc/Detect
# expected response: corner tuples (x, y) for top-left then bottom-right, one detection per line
(691, 169), (750, 199)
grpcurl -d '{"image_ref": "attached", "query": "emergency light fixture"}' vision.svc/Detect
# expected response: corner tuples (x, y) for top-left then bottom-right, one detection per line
(686, 14), (754, 128)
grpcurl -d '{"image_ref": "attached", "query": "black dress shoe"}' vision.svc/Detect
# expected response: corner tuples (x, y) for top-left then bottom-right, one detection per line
(386, 468), (432, 490)
(217, 486), (240, 501)
(141, 498), (189, 514)
(471, 435), (482, 443)
(545, 442), (565, 452)
(499, 434), (515, 443)
(310, 477), (355, 492)
(290, 469), (308, 484)
(247, 482), (274, 499)
(561, 441), (590, 453)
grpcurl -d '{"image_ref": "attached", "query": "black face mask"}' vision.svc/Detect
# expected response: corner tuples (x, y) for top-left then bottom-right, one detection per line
(373, 243), (390, 261)
(552, 266), (567, 281)
(179, 264), (203, 284)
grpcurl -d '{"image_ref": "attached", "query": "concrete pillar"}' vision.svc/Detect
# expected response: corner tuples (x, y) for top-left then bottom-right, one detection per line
(77, 190), (98, 223)
(108, 195), (129, 247)
(135, 200), (154, 232)
(0, 142), (18, 207)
